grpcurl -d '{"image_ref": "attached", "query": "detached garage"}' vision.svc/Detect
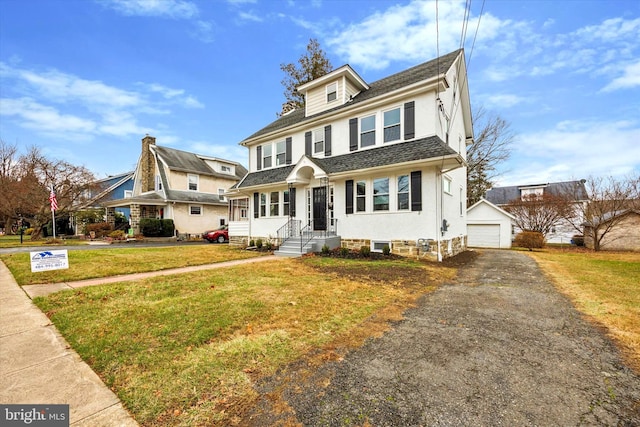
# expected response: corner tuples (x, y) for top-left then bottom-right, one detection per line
(467, 198), (515, 249)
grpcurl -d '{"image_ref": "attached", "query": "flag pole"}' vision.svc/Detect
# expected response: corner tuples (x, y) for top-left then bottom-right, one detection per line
(50, 184), (56, 239)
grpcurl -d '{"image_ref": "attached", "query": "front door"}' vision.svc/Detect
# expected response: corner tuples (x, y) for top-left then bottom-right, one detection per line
(313, 186), (327, 231)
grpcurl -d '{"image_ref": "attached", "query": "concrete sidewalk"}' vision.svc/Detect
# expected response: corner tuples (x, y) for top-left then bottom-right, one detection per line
(0, 261), (138, 426)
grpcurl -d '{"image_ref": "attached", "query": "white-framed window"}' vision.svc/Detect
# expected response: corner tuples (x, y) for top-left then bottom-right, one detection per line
(221, 165), (231, 173)
(397, 175), (410, 210)
(313, 128), (324, 154)
(124, 190), (132, 198)
(270, 191), (279, 216)
(230, 198), (248, 221)
(326, 82), (337, 102)
(262, 144), (272, 169)
(383, 107), (401, 142)
(373, 177), (389, 211)
(188, 174), (199, 191)
(260, 193), (267, 217)
(190, 205), (202, 215)
(218, 188), (225, 201)
(460, 187), (464, 216)
(372, 241), (391, 253)
(521, 187), (544, 199)
(360, 114), (376, 147)
(155, 175), (162, 191)
(443, 176), (452, 195)
(275, 140), (286, 166)
(283, 190), (290, 216)
(356, 181), (366, 212)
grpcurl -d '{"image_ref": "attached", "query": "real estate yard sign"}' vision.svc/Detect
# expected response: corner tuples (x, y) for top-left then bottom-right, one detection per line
(30, 250), (69, 272)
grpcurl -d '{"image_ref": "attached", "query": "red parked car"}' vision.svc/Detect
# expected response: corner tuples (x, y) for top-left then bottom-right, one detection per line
(203, 226), (228, 243)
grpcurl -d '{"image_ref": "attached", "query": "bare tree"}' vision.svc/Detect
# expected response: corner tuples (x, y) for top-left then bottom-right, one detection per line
(565, 174), (640, 251)
(467, 107), (515, 206)
(505, 193), (573, 238)
(279, 38), (333, 115)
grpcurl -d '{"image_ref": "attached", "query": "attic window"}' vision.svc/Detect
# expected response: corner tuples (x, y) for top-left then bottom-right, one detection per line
(221, 165), (231, 173)
(326, 82), (337, 102)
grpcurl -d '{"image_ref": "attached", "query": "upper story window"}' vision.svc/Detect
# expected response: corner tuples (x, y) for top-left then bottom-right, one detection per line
(124, 190), (133, 198)
(262, 144), (273, 169)
(155, 175), (162, 191)
(313, 129), (324, 154)
(218, 188), (226, 201)
(188, 174), (198, 191)
(360, 115), (376, 148)
(221, 165), (231, 173)
(326, 82), (337, 102)
(521, 188), (543, 200)
(275, 140), (286, 166)
(383, 107), (401, 142)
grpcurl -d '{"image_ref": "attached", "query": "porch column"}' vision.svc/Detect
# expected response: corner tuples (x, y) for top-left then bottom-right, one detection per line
(106, 207), (116, 229)
(130, 204), (141, 234)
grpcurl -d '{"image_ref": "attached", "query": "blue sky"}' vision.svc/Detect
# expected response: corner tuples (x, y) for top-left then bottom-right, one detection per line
(1, 0), (639, 186)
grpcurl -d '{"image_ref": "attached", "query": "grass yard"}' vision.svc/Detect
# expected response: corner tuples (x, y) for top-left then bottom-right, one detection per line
(32, 256), (455, 426)
(527, 248), (640, 371)
(0, 245), (266, 285)
(0, 234), (87, 248)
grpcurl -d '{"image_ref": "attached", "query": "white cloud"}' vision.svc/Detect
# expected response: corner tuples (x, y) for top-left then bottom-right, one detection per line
(482, 93), (528, 108)
(1, 97), (96, 134)
(238, 11), (263, 22)
(601, 60), (640, 92)
(100, 0), (199, 19)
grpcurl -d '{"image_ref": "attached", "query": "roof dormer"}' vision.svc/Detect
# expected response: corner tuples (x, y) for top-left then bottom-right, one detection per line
(297, 64), (369, 117)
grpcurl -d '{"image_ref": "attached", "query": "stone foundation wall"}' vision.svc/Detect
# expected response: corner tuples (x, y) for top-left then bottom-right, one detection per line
(229, 235), (249, 247)
(341, 238), (370, 251)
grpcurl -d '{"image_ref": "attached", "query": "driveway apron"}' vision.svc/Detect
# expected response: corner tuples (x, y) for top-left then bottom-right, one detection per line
(253, 250), (640, 426)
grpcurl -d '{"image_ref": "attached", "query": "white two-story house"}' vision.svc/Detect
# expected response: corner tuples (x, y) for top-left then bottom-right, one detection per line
(227, 49), (473, 260)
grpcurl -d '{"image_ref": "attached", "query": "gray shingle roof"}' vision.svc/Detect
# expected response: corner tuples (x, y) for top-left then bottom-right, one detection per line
(237, 136), (456, 188)
(485, 180), (589, 205)
(241, 49), (463, 143)
(154, 145), (247, 179)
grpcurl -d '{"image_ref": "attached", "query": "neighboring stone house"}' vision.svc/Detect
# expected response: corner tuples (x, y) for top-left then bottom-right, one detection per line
(485, 180), (589, 244)
(103, 135), (247, 237)
(584, 209), (640, 251)
(227, 49), (473, 260)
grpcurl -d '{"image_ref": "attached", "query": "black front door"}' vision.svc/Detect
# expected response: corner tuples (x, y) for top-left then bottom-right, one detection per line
(313, 187), (327, 231)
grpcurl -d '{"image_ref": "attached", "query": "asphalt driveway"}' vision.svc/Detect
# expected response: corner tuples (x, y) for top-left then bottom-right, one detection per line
(245, 249), (640, 426)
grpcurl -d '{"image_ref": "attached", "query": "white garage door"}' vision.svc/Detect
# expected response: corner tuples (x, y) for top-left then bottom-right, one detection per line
(468, 224), (501, 248)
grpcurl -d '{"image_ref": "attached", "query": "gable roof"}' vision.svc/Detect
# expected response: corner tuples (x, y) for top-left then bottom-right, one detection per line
(236, 136), (457, 189)
(485, 180), (589, 205)
(467, 198), (516, 220)
(153, 145), (247, 179)
(241, 49), (463, 144)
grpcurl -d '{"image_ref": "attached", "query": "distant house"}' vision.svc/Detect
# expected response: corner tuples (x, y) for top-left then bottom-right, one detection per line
(484, 180), (589, 244)
(584, 209), (640, 251)
(466, 198), (515, 248)
(103, 135), (247, 237)
(227, 49), (473, 260)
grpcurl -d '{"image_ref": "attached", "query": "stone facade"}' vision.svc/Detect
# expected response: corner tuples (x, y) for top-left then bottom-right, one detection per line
(140, 135), (156, 193)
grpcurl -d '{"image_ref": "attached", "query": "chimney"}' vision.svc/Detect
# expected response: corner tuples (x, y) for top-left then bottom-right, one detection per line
(141, 134), (156, 192)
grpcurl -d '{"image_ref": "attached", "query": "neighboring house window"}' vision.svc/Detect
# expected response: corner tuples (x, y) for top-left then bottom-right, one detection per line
(270, 191), (279, 216)
(521, 187), (543, 199)
(218, 188), (225, 201)
(260, 193), (267, 217)
(190, 205), (202, 215)
(275, 140), (286, 166)
(360, 115), (376, 147)
(263, 144), (272, 169)
(397, 175), (410, 210)
(373, 178), (389, 211)
(155, 175), (162, 191)
(443, 176), (452, 195)
(283, 190), (290, 216)
(356, 181), (366, 212)
(313, 129), (324, 154)
(188, 174), (198, 191)
(383, 107), (401, 142)
(124, 190), (132, 198)
(221, 165), (231, 172)
(326, 82), (337, 102)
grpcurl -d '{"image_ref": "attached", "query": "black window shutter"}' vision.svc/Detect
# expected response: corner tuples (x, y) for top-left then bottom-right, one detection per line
(253, 192), (259, 218)
(290, 187), (296, 216)
(256, 146), (262, 171)
(285, 137), (292, 165)
(349, 118), (358, 151)
(404, 101), (415, 140)
(411, 171), (422, 211)
(324, 125), (332, 156)
(305, 131), (312, 156)
(345, 180), (354, 214)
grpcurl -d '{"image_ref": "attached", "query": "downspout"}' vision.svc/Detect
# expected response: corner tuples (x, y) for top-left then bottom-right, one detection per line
(436, 167), (442, 262)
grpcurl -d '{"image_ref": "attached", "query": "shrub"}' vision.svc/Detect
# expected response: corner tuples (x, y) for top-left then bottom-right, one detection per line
(572, 234), (585, 246)
(85, 222), (113, 238)
(139, 219), (175, 237)
(360, 246), (371, 257)
(382, 244), (391, 256)
(514, 231), (545, 250)
(249, 239), (255, 247)
(321, 244), (330, 255)
(256, 239), (263, 249)
(109, 230), (126, 240)
(25, 228), (33, 235)
(339, 247), (350, 257)
(265, 241), (273, 251)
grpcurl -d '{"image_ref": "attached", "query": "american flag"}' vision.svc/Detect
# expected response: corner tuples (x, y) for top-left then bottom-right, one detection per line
(49, 188), (58, 212)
